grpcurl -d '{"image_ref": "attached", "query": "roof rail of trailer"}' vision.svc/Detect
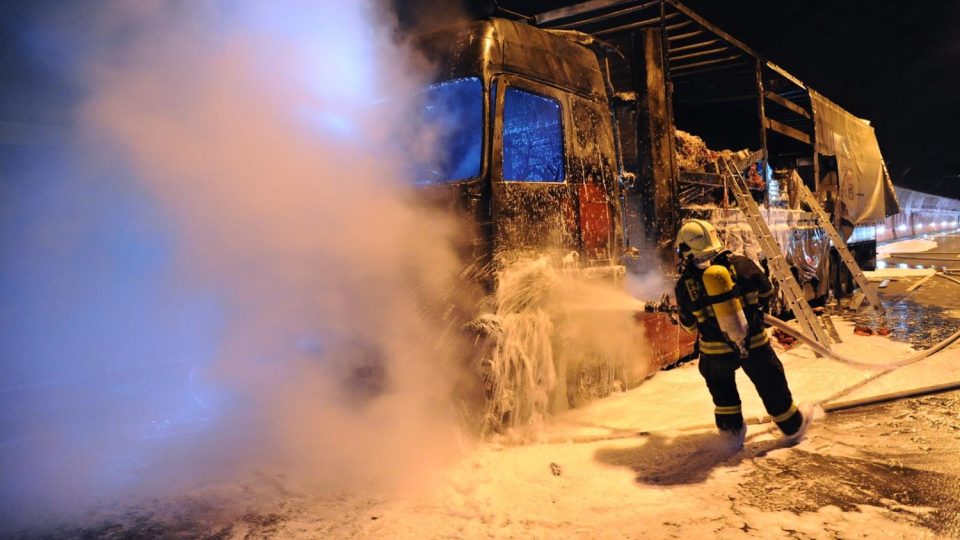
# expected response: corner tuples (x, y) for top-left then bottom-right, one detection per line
(529, 1), (818, 139)
(517, 0), (898, 221)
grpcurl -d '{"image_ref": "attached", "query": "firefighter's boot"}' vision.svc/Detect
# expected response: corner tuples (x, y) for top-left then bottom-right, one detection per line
(781, 402), (815, 445)
(719, 423), (747, 451)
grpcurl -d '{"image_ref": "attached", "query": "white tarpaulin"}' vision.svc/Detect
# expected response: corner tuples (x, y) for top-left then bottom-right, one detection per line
(810, 90), (894, 224)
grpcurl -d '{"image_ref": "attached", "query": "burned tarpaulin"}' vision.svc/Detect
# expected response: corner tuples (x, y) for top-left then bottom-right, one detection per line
(810, 90), (900, 225)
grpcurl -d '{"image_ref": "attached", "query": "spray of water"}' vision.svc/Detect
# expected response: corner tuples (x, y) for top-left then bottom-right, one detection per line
(473, 256), (667, 435)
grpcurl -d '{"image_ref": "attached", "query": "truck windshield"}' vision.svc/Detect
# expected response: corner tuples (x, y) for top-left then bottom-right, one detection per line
(413, 77), (482, 185)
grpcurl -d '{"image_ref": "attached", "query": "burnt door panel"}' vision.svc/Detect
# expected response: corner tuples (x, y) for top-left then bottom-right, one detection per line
(490, 76), (578, 258)
(570, 95), (622, 263)
(577, 182), (612, 260)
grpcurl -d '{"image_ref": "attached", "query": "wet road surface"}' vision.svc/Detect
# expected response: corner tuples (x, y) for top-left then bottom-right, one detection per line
(31, 390), (960, 539)
(12, 288), (960, 538)
(883, 232), (960, 273)
(836, 290), (960, 349)
(739, 391), (960, 538)
(852, 232), (960, 346)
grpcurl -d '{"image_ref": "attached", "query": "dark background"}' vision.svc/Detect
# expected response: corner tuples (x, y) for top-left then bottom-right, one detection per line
(662, 1), (960, 200)
(411, 0), (960, 199)
(3, 1), (959, 198)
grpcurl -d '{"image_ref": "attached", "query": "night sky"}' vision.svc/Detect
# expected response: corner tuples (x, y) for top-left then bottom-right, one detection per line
(3, 1), (959, 199)
(680, 0), (960, 200)
(495, 0), (960, 199)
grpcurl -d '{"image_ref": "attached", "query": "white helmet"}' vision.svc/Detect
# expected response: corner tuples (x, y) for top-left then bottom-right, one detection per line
(675, 219), (723, 261)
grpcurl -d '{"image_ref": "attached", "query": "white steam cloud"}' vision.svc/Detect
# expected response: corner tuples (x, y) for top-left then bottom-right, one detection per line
(1, 0), (476, 532)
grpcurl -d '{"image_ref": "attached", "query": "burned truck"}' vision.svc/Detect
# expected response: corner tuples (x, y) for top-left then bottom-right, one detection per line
(411, 3), (898, 430)
(412, 17), (693, 431)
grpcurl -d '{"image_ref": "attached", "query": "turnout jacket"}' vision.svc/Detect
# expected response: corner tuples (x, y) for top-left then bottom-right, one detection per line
(674, 251), (774, 355)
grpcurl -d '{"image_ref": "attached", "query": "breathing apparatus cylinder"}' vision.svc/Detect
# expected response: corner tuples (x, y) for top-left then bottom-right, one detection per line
(702, 264), (749, 356)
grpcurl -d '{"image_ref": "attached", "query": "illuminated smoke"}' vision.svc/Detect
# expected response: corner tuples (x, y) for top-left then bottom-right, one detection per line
(1, 0), (475, 531)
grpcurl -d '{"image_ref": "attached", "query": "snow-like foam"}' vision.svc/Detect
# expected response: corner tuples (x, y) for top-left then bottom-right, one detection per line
(475, 257), (657, 435)
(877, 238), (938, 259)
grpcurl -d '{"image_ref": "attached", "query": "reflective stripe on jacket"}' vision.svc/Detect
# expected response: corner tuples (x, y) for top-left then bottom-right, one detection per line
(699, 330), (770, 355)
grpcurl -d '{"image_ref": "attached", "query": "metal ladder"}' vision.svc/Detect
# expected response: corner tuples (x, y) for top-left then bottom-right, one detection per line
(720, 158), (833, 349)
(795, 182), (885, 315)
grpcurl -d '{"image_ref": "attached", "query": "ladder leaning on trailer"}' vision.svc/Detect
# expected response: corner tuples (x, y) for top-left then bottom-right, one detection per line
(794, 182), (885, 315)
(720, 157), (833, 349)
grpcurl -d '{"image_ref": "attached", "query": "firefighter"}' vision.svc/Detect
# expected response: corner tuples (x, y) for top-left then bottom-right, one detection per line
(673, 219), (812, 447)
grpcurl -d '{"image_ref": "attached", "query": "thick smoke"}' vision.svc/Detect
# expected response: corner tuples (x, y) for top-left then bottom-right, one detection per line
(1, 0), (475, 531)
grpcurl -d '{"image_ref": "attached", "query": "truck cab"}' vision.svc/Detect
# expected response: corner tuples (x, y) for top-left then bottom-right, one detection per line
(414, 18), (625, 278)
(412, 19), (695, 431)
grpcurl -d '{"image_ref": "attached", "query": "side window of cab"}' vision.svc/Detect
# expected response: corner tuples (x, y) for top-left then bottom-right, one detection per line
(502, 87), (565, 182)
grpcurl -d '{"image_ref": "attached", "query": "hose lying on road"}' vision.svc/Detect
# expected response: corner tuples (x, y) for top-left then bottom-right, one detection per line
(822, 380), (960, 412)
(767, 309), (960, 404)
(887, 253), (960, 261)
(763, 314), (960, 370)
(936, 272), (960, 287)
(752, 312), (960, 422)
(518, 318), (960, 445)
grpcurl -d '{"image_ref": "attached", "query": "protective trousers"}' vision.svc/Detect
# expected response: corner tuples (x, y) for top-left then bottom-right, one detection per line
(698, 343), (803, 435)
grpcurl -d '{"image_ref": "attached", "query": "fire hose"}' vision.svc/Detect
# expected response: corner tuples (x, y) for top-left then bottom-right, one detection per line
(763, 314), (960, 371)
(524, 304), (960, 446)
(763, 313), (960, 406)
(936, 272), (960, 287)
(643, 297), (960, 371)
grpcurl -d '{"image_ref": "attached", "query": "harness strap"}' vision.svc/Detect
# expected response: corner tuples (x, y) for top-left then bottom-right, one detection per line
(703, 287), (742, 306)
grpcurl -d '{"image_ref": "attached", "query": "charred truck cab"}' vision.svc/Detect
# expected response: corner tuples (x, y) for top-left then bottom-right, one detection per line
(416, 18), (626, 278)
(414, 18), (694, 432)
(410, 3), (897, 431)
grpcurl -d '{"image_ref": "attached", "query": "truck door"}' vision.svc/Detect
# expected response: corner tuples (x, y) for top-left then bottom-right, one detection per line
(490, 75), (578, 259)
(569, 94), (621, 265)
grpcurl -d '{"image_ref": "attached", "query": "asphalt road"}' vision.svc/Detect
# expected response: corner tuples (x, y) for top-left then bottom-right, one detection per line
(738, 390), (960, 538)
(9, 265), (960, 538)
(867, 232), (960, 346)
(44, 390), (960, 539)
(883, 231), (960, 274)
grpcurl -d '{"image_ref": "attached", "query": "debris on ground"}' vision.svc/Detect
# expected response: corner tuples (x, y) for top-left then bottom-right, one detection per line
(827, 299), (959, 349)
(772, 328), (799, 349)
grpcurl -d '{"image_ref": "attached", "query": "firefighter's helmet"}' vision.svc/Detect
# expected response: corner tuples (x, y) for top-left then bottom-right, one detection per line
(676, 219), (723, 261)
